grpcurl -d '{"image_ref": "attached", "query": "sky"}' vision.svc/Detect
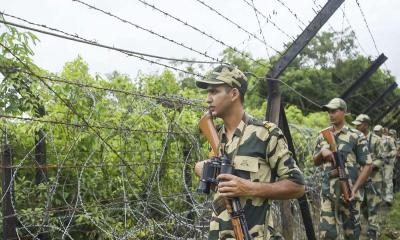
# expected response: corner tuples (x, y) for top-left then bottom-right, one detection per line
(1, 0), (400, 84)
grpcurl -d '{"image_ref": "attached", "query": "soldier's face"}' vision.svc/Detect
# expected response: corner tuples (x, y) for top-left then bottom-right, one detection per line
(328, 108), (345, 125)
(355, 122), (368, 132)
(206, 85), (233, 117)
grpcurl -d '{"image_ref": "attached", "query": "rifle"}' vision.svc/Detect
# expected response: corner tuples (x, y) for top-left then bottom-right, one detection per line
(321, 127), (357, 222)
(198, 111), (252, 240)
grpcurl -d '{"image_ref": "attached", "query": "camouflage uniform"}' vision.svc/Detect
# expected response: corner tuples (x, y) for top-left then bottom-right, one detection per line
(209, 115), (304, 240)
(394, 138), (400, 193)
(361, 132), (384, 236)
(314, 126), (372, 240)
(381, 134), (397, 203)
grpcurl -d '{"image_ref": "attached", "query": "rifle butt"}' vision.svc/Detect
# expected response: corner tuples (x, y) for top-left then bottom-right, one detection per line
(231, 217), (245, 240)
(224, 198), (250, 240)
(198, 112), (220, 156)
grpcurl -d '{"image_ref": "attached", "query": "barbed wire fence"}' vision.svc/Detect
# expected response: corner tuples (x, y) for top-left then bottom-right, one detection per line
(0, 0), (394, 239)
(0, 46), (325, 239)
(0, 60), (211, 239)
(0, 61), (325, 239)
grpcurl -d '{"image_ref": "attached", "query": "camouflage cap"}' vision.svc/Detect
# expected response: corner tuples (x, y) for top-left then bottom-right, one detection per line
(389, 129), (397, 135)
(196, 65), (248, 94)
(352, 114), (371, 125)
(373, 125), (383, 131)
(322, 98), (347, 111)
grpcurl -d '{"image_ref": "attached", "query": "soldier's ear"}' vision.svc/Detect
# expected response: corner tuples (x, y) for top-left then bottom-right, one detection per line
(231, 88), (240, 102)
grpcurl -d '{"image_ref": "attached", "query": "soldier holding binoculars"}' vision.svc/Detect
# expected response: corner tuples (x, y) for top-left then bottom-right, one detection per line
(194, 65), (305, 240)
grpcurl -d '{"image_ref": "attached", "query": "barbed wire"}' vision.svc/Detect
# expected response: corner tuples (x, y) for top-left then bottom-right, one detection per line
(0, 1), (396, 239)
(13, 147), (200, 157)
(3, 191), (202, 220)
(354, 0), (379, 56)
(2, 114), (204, 239)
(0, 41), (153, 177)
(133, 0), (268, 68)
(0, 5), (354, 113)
(248, 0), (271, 59)
(0, 114), (190, 135)
(0, 160), (194, 169)
(0, 17), (208, 78)
(310, 0), (337, 33)
(0, 59), (207, 240)
(341, 14), (368, 56)
(6, 66), (206, 109)
(71, 0), (224, 64)
(270, 77), (322, 109)
(274, 0), (307, 29)
(310, 0), (368, 56)
(1, 12), (222, 65)
(245, 71), (323, 109)
(193, 0), (281, 54)
(353, 0), (391, 82)
(240, 0), (295, 41)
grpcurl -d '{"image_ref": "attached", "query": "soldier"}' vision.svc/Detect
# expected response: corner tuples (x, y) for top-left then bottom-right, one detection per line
(390, 129), (400, 193)
(381, 128), (397, 206)
(389, 129), (398, 156)
(313, 98), (372, 240)
(194, 65), (305, 239)
(353, 115), (383, 239)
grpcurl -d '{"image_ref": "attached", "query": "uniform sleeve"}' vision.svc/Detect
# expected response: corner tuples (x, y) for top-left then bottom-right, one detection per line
(313, 133), (327, 156)
(267, 126), (304, 185)
(388, 138), (397, 158)
(397, 141), (400, 153)
(355, 133), (372, 166)
(372, 136), (384, 168)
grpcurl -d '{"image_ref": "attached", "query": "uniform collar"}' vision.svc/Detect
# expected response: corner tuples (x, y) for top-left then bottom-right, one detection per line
(334, 125), (349, 135)
(220, 113), (248, 140)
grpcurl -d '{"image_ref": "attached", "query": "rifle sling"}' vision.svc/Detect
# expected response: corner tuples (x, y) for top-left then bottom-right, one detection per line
(218, 113), (249, 164)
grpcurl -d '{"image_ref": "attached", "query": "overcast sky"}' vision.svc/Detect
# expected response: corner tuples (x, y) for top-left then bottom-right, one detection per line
(1, 0), (399, 84)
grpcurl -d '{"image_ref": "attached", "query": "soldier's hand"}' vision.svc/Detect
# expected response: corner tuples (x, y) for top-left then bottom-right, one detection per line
(321, 149), (335, 166)
(194, 159), (210, 177)
(217, 174), (250, 198)
(349, 188), (357, 202)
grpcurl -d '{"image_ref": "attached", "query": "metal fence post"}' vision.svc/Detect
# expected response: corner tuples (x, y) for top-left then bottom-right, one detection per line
(2, 144), (17, 239)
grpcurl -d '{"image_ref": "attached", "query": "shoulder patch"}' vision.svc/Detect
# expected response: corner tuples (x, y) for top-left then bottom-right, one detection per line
(263, 121), (275, 130)
(349, 128), (364, 138)
(349, 128), (359, 134)
(247, 117), (264, 127)
(246, 116), (278, 133)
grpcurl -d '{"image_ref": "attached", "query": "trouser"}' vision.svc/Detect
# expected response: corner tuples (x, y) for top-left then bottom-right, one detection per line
(383, 162), (394, 203)
(361, 180), (382, 236)
(394, 157), (400, 193)
(320, 196), (361, 240)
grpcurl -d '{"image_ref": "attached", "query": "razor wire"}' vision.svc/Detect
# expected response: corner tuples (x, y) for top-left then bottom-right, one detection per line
(0, 39), (325, 238)
(1, 92), (324, 240)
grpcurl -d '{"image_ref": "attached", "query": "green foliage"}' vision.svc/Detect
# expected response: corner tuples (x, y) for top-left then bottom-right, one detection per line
(1, 21), (399, 239)
(379, 193), (400, 239)
(297, 28), (358, 68)
(0, 21), (41, 115)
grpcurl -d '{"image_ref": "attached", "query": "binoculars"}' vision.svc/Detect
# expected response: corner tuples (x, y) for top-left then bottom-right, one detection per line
(197, 154), (233, 194)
